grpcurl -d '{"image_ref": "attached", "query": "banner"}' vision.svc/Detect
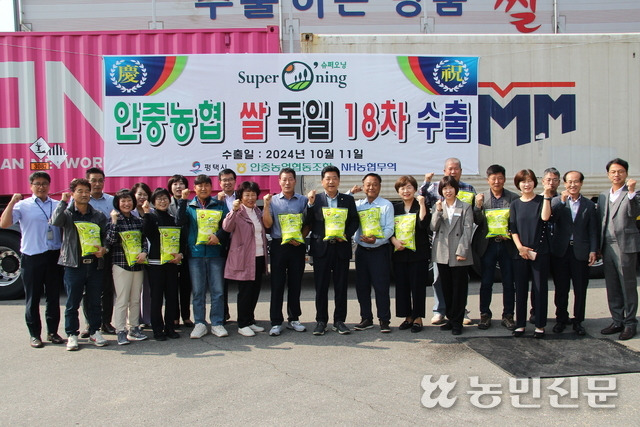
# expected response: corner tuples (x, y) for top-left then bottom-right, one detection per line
(104, 54), (478, 176)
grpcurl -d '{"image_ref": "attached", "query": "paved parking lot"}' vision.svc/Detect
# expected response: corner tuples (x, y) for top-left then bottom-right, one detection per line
(2, 274), (640, 425)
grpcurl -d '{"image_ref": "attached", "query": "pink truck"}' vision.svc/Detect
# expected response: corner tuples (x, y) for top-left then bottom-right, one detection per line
(0, 27), (281, 299)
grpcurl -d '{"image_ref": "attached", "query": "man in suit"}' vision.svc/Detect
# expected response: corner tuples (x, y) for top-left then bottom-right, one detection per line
(472, 164), (519, 331)
(550, 170), (599, 336)
(599, 158), (640, 340)
(306, 165), (359, 336)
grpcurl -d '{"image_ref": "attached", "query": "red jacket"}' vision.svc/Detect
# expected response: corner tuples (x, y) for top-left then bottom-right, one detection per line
(222, 205), (268, 281)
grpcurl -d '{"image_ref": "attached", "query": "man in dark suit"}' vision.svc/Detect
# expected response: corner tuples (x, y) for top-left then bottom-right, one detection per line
(598, 158), (640, 340)
(550, 170), (599, 336)
(306, 165), (359, 336)
(472, 164), (520, 331)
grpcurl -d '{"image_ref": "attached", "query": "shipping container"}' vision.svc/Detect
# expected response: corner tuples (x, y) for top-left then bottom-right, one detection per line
(14, 0), (640, 52)
(0, 27), (281, 299)
(300, 33), (640, 200)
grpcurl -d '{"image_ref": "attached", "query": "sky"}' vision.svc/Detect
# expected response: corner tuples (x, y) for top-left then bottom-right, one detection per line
(1, 0), (15, 32)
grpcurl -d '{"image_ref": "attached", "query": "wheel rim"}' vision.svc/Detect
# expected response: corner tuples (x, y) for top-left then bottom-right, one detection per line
(0, 246), (21, 287)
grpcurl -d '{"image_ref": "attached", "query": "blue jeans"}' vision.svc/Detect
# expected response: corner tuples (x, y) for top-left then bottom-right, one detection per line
(188, 257), (225, 326)
(479, 240), (515, 317)
(431, 262), (446, 315)
(64, 261), (103, 336)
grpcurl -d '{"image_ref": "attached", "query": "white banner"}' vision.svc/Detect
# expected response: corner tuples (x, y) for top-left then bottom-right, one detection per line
(104, 54), (478, 176)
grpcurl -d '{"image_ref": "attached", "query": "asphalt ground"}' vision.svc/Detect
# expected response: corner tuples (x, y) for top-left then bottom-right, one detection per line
(1, 271), (640, 426)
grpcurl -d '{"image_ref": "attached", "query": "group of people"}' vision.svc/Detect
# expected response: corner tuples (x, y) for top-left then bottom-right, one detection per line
(3, 156), (639, 350)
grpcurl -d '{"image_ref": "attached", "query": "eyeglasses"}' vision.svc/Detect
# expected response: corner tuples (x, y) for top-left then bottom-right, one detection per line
(220, 178), (235, 183)
(31, 182), (50, 187)
(155, 197), (170, 203)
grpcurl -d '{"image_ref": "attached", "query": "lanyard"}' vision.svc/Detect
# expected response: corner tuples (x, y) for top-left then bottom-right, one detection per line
(34, 197), (52, 221)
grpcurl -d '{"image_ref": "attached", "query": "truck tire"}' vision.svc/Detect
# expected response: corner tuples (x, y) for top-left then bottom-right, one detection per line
(0, 232), (23, 300)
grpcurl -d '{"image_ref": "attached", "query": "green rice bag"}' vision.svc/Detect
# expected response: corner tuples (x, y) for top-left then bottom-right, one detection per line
(394, 214), (417, 251)
(358, 207), (384, 239)
(196, 209), (222, 245)
(119, 229), (147, 266)
(322, 207), (348, 241)
(74, 221), (101, 256)
(457, 190), (474, 205)
(485, 208), (511, 238)
(278, 213), (304, 245)
(159, 226), (181, 264)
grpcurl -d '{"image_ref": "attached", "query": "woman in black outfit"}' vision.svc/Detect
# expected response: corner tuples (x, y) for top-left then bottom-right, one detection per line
(142, 188), (184, 341)
(509, 169), (553, 338)
(390, 175), (431, 332)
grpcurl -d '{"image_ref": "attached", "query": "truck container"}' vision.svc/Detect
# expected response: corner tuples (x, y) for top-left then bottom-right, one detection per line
(300, 33), (640, 201)
(0, 27), (281, 299)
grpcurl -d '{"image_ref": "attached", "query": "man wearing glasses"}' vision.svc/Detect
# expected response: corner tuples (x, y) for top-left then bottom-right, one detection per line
(217, 168), (237, 323)
(1, 172), (64, 348)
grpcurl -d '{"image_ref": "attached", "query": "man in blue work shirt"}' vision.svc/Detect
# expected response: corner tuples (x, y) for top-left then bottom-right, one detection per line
(0, 172), (64, 348)
(263, 168), (309, 336)
(353, 173), (395, 333)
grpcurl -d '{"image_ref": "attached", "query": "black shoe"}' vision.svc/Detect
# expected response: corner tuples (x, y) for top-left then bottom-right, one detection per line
(354, 318), (374, 331)
(552, 322), (566, 333)
(332, 321), (351, 335)
(166, 330), (180, 339)
(398, 320), (412, 330)
(313, 322), (326, 336)
(573, 322), (586, 336)
(452, 327), (462, 336)
(101, 323), (116, 334)
(30, 336), (44, 348)
(529, 315), (536, 325)
(47, 333), (65, 344)
(512, 328), (525, 337)
(183, 319), (195, 327)
(533, 329), (545, 339)
(601, 323), (624, 335)
(440, 322), (453, 331)
(478, 313), (491, 330)
(619, 326), (637, 341)
(380, 321), (391, 333)
(411, 323), (423, 333)
(501, 315), (516, 330)
(80, 328), (90, 339)
(154, 333), (168, 341)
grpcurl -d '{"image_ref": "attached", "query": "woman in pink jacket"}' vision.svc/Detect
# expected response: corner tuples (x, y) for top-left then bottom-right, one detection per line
(222, 181), (268, 337)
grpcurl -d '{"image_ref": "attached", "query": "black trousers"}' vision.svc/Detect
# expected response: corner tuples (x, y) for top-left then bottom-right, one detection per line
(355, 244), (391, 322)
(269, 240), (305, 326)
(394, 259), (427, 319)
(21, 250), (63, 337)
(82, 252), (114, 326)
(313, 245), (349, 324)
(175, 259), (191, 322)
(552, 246), (589, 323)
(437, 263), (469, 329)
(514, 254), (549, 329)
(147, 263), (179, 335)
(236, 256), (265, 329)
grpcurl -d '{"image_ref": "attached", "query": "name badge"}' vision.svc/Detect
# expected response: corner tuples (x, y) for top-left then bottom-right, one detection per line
(47, 227), (54, 240)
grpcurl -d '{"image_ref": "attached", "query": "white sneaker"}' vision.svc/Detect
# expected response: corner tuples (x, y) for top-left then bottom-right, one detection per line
(248, 324), (264, 333)
(287, 320), (306, 332)
(269, 325), (283, 336)
(431, 313), (445, 325)
(90, 331), (108, 347)
(211, 325), (229, 337)
(190, 323), (208, 339)
(463, 310), (473, 325)
(238, 326), (255, 337)
(66, 335), (79, 351)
